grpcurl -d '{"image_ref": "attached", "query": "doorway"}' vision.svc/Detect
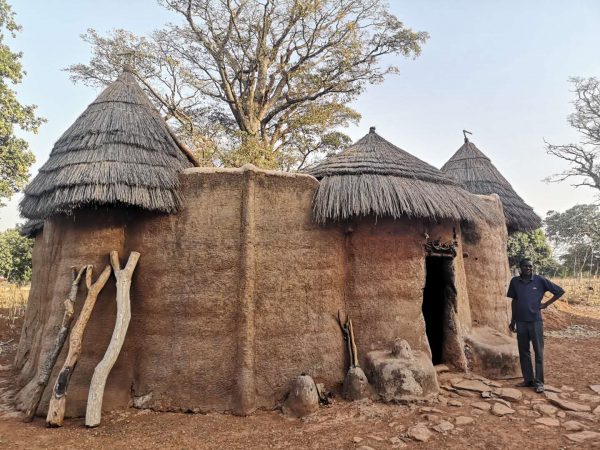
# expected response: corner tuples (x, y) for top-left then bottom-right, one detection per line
(422, 255), (457, 365)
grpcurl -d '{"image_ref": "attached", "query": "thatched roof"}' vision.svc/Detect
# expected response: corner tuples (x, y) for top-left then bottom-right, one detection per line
(440, 138), (541, 232)
(306, 127), (499, 224)
(20, 219), (44, 238)
(20, 69), (198, 220)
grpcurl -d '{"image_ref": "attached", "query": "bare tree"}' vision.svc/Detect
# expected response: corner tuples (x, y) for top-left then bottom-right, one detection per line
(546, 77), (600, 193)
(66, 0), (428, 169)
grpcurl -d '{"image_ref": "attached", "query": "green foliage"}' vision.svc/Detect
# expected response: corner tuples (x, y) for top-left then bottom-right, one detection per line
(67, 0), (427, 170)
(0, 0), (45, 205)
(507, 229), (558, 275)
(545, 204), (600, 276)
(0, 227), (33, 284)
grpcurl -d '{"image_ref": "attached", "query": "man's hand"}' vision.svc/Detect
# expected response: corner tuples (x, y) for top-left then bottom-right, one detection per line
(509, 321), (517, 333)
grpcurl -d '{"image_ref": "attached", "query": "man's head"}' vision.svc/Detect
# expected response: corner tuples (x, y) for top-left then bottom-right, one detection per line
(519, 259), (533, 277)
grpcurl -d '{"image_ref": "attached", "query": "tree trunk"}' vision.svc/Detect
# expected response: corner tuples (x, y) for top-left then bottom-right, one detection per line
(46, 264), (112, 427)
(23, 266), (86, 422)
(85, 251), (140, 428)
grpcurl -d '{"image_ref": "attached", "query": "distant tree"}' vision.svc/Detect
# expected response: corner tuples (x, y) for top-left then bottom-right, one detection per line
(66, 0), (428, 169)
(506, 229), (558, 275)
(545, 204), (600, 277)
(545, 77), (600, 195)
(0, 0), (45, 205)
(0, 227), (33, 284)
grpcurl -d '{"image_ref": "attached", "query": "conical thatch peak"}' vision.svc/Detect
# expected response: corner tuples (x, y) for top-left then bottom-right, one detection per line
(20, 70), (198, 220)
(306, 128), (499, 224)
(441, 137), (541, 232)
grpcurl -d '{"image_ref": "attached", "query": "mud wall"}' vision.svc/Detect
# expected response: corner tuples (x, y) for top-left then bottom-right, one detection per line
(462, 195), (512, 334)
(15, 166), (510, 417)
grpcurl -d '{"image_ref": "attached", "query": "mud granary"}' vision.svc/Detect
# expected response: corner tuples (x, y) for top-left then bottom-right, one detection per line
(15, 70), (530, 418)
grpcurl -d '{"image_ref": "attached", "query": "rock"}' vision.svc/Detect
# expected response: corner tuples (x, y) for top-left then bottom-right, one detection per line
(353, 437), (363, 443)
(422, 414), (442, 423)
(563, 420), (586, 431)
(464, 327), (521, 379)
(451, 379), (491, 393)
(343, 367), (370, 401)
(366, 434), (384, 442)
(577, 393), (600, 403)
(594, 405), (600, 415)
(566, 411), (597, 421)
(132, 392), (153, 409)
(561, 385), (575, 392)
(389, 436), (405, 447)
(420, 407), (443, 413)
(407, 425), (433, 442)
(533, 403), (558, 416)
(471, 401), (492, 411)
(432, 420), (454, 433)
(545, 393), (592, 412)
(544, 384), (561, 393)
(491, 402), (515, 416)
(497, 387), (522, 402)
(455, 416), (474, 426)
(494, 398), (513, 408)
(481, 391), (493, 398)
(589, 385), (600, 395)
(456, 390), (478, 398)
(448, 400), (463, 407)
(518, 410), (541, 418)
(365, 341), (439, 402)
(391, 338), (414, 359)
(535, 417), (560, 427)
(557, 411), (566, 418)
(356, 446), (376, 450)
(282, 375), (319, 418)
(435, 364), (450, 373)
(566, 431), (600, 443)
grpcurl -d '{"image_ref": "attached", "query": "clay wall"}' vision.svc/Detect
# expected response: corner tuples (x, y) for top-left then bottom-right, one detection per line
(15, 166), (511, 417)
(462, 195), (512, 334)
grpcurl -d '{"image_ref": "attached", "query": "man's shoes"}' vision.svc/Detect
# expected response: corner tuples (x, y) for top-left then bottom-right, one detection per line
(515, 381), (534, 388)
(535, 384), (545, 393)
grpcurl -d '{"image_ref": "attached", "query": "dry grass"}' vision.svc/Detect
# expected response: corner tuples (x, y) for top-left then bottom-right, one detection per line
(550, 277), (600, 306)
(0, 282), (29, 329)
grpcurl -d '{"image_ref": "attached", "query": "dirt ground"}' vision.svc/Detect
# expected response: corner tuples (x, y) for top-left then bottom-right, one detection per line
(1, 301), (600, 449)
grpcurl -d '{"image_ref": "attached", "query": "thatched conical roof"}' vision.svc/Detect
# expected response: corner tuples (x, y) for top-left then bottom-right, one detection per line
(440, 137), (541, 232)
(307, 127), (498, 224)
(20, 69), (198, 220)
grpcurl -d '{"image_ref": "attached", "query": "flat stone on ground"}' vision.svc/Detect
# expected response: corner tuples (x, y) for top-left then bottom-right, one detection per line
(432, 420), (454, 433)
(594, 405), (600, 415)
(563, 420), (586, 431)
(471, 402), (492, 411)
(435, 364), (450, 373)
(589, 385), (600, 395)
(497, 387), (522, 402)
(447, 400), (463, 407)
(407, 425), (433, 442)
(455, 416), (474, 426)
(535, 417), (560, 427)
(491, 403), (515, 416)
(566, 431), (600, 443)
(546, 393), (592, 412)
(452, 379), (491, 393)
(533, 403), (558, 416)
(544, 385), (561, 393)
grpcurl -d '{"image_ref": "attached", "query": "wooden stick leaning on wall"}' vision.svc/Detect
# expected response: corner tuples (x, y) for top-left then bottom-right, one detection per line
(23, 266), (86, 423)
(86, 250), (140, 428)
(46, 264), (112, 427)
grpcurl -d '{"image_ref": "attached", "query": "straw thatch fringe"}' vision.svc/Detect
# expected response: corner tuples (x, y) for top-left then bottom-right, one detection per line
(19, 219), (44, 238)
(312, 174), (498, 224)
(308, 128), (499, 224)
(20, 70), (195, 219)
(441, 140), (541, 232)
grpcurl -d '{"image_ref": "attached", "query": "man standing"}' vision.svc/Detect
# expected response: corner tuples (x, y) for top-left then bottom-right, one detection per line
(507, 259), (564, 393)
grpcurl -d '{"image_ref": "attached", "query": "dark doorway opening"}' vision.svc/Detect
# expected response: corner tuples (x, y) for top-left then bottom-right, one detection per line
(422, 256), (456, 365)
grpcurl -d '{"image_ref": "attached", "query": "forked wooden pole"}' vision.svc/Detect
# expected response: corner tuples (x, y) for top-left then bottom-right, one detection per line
(46, 264), (112, 427)
(23, 266), (86, 422)
(85, 250), (140, 428)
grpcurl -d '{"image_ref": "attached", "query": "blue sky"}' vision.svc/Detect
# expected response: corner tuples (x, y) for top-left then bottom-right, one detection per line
(1, 0), (599, 230)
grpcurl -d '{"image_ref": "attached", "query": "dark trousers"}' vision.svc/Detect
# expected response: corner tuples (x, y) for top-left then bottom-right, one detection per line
(516, 321), (544, 385)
